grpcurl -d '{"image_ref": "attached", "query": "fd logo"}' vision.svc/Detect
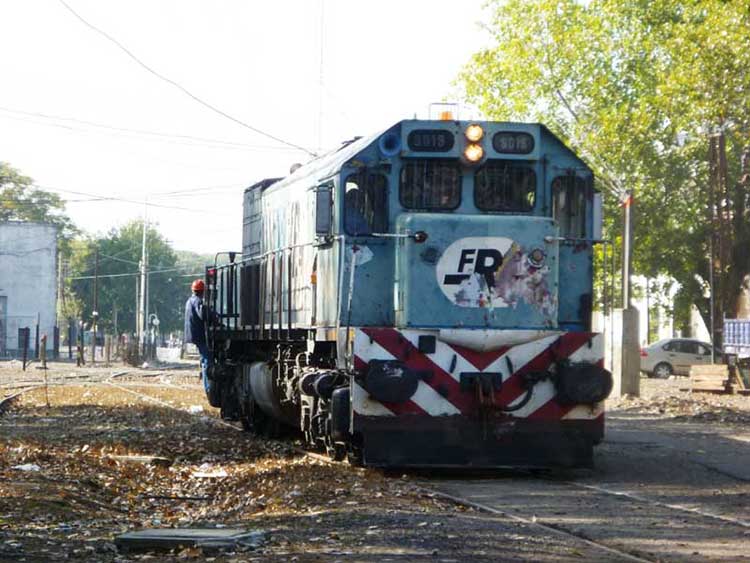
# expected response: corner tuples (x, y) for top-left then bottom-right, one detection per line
(436, 237), (515, 308)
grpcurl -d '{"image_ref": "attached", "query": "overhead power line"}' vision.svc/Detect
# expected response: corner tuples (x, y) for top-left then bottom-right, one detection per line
(38, 185), (233, 216)
(0, 106), (303, 153)
(69, 265), (196, 281)
(58, 0), (316, 157)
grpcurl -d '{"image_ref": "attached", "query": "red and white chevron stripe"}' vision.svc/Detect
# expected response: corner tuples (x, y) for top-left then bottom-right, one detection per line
(352, 328), (604, 421)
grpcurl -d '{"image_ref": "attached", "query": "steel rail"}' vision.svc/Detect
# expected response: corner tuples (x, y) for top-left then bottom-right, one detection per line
(0, 385), (44, 414)
(420, 487), (656, 563)
(562, 480), (750, 530)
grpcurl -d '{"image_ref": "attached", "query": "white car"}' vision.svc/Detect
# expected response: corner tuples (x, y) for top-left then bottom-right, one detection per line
(640, 338), (715, 378)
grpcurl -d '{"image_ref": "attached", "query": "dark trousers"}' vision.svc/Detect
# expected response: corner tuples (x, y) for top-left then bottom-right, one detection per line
(194, 341), (211, 394)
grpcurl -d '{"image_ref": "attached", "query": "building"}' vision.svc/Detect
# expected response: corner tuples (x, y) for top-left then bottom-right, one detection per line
(0, 222), (57, 356)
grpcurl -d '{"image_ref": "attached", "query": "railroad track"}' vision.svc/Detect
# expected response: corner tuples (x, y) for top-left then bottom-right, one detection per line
(424, 467), (750, 562)
(422, 487), (655, 563)
(0, 385), (43, 415)
(562, 478), (750, 529)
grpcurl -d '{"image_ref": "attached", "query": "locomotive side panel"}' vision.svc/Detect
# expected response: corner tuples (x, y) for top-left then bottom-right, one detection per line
(544, 130), (596, 332)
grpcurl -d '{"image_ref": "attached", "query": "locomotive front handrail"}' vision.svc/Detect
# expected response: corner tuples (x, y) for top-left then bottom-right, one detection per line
(544, 235), (609, 244)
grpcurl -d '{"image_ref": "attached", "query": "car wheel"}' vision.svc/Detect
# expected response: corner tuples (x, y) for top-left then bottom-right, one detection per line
(652, 362), (672, 379)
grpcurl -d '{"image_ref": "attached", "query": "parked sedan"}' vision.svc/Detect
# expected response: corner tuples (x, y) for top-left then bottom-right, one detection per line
(640, 338), (715, 378)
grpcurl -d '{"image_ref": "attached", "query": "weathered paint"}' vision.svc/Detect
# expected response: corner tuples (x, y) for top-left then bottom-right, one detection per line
(396, 215), (558, 329)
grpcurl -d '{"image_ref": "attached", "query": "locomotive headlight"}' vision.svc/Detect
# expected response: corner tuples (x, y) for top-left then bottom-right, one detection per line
(465, 124), (484, 142)
(464, 143), (484, 163)
(528, 248), (546, 268)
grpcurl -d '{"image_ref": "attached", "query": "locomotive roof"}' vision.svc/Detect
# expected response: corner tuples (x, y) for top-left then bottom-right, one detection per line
(245, 126), (387, 195)
(245, 120), (589, 194)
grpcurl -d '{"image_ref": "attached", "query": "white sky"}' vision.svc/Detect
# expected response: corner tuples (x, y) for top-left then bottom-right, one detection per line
(0, 0), (487, 253)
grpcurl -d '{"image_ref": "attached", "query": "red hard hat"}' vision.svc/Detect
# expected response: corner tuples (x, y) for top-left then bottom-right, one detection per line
(191, 279), (205, 292)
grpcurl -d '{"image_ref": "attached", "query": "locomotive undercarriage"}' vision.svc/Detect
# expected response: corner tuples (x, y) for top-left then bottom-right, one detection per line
(207, 333), (608, 468)
(209, 334), (362, 463)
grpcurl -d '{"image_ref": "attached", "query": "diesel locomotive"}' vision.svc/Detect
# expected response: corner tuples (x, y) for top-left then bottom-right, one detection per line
(203, 118), (613, 468)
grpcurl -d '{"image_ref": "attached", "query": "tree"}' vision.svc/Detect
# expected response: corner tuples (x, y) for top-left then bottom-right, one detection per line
(1, 162), (75, 237)
(69, 221), (197, 335)
(459, 0), (750, 335)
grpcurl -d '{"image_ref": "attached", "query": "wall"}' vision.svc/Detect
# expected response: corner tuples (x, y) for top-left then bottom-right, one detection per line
(0, 222), (58, 355)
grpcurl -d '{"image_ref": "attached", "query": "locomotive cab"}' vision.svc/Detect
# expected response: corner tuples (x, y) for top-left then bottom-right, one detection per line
(206, 119), (612, 468)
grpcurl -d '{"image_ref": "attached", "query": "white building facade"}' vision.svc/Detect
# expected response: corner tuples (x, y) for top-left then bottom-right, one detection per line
(0, 222), (57, 356)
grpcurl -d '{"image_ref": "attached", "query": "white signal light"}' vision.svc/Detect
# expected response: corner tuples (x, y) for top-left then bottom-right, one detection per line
(465, 124), (484, 142)
(464, 143), (484, 163)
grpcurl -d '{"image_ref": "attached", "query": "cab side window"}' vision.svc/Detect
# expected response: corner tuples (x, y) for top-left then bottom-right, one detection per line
(344, 172), (388, 236)
(552, 175), (588, 238)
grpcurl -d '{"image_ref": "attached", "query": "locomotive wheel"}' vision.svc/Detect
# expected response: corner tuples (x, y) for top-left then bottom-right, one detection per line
(205, 376), (222, 408)
(241, 396), (281, 439)
(240, 415), (252, 432)
(327, 443), (346, 462)
(346, 434), (364, 466)
(346, 445), (363, 467)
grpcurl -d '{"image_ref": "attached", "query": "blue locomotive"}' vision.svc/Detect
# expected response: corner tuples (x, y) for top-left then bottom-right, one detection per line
(204, 118), (612, 467)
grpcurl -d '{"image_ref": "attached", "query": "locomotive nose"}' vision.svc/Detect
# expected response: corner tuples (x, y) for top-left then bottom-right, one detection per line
(395, 213), (559, 331)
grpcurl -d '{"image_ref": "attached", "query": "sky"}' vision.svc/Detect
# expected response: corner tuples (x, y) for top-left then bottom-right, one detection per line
(0, 0), (488, 254)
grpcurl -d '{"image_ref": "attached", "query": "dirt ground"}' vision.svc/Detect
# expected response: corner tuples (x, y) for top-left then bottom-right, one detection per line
(609, 374), (750, 423)
(0, 362), (590, 562)
(2, 363), (749, 562)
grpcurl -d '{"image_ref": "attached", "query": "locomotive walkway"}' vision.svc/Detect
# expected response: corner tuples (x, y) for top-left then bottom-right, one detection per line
(1, 364), (749, 561)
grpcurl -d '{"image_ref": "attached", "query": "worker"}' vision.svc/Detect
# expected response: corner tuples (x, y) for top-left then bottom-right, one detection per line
(184, 279), (212, 394)
(345, 187), (371, 235)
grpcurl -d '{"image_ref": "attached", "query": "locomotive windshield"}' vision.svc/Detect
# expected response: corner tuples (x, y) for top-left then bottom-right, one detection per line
(399, 159), (461, 210)
(552, 174), (588, 238)
(474, 160), (536, 212)
(344, 172), (388, 236)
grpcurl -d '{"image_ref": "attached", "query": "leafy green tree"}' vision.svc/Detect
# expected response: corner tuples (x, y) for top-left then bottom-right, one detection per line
(459, 0), (750, 333)
(70, 221), (196, 335)
(1, 162), (75, 238)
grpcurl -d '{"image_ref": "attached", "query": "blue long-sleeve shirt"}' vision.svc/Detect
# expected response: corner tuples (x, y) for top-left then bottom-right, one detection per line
(184, 294), (207, 347)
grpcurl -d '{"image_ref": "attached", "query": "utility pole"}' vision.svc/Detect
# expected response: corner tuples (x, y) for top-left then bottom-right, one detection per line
(708, 132), (732, 352)
(316, 0), (325, 153)
(139, 202), (148, 355)
(91, 246), (99, 363)
(622, 191), (633, 308)
(135, 276), (139, 336)
(617, 190), (640, 397)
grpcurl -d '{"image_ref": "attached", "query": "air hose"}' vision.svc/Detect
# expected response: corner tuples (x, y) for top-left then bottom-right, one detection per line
(497, 372), (549, 412)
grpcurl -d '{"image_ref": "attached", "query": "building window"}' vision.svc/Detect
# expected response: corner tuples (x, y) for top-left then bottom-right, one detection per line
(552, 175), (588, 238)
(344, 172), (388, 236)
(474, 161), (536, 212)
(399, 160), (461, 210)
